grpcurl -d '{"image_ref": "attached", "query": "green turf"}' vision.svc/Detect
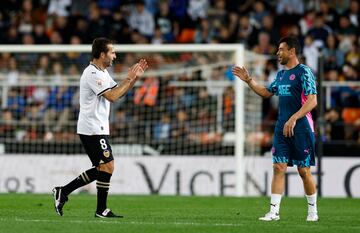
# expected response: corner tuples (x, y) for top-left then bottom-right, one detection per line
(0, 194), (359, 233)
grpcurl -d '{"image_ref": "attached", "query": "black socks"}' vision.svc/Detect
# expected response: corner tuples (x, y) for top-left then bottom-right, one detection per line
(96, 171), (112, 213)
(61, 167), (113, 213)
(62, 167), (98, 196)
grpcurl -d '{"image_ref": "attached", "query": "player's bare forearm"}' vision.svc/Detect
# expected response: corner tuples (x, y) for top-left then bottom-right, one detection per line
(247, 79), (273, 98)
(232, 66), (272, 98)
(292, 94), (317, 120)
(103, 59), (148, 102)
(109, 77), (137, 102)
(102, 75), (138, 102)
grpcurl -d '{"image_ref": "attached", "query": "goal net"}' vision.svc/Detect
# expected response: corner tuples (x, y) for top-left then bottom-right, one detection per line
(0, 44), (269, 158)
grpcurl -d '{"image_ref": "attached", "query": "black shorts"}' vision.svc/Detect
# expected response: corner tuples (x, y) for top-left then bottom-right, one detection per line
(79, 134), (114, 166)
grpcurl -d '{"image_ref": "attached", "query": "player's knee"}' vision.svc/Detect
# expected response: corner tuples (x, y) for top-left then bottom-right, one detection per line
(97, 160), (114, 174)
(105, 161), (114, 173)
(298, 167), (311, 179)
(273, 163), (287, 174)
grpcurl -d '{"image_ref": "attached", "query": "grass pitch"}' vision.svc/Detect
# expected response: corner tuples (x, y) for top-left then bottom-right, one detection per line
(0, 194), (359, 233)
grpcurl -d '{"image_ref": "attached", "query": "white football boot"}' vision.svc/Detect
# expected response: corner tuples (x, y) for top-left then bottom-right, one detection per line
(306, 212), (319, 222)
(259, 212), (280, 221)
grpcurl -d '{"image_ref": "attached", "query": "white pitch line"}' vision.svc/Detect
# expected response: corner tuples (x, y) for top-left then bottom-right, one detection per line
(3, 218), (360, 230)
(0, 218), (244, 227)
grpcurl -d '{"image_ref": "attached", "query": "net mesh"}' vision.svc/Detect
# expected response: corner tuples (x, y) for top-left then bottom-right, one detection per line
(243, 51), (273, 155)
(0, 47), (269, 156)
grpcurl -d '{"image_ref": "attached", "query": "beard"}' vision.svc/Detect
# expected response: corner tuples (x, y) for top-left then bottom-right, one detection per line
(104, 59), (112, 67)
(279, 57), (289, 65)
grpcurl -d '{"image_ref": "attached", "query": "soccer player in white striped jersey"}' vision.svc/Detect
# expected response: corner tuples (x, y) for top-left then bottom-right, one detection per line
(53, 37), (148, 218)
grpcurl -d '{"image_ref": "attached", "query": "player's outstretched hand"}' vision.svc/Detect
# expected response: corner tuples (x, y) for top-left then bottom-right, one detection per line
(138, 59), (148, 74)
(129, 59), (148, 78)
(232, 66), (252, 83)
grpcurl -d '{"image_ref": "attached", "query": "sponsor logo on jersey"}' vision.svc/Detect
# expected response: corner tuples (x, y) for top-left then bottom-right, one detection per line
(103, 150), (110, 158)
(278, 84), (291, 96)
(289, 74), (296, 80)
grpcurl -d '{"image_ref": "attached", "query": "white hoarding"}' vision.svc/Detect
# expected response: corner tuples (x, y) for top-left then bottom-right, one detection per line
(0, 155), (359, 197)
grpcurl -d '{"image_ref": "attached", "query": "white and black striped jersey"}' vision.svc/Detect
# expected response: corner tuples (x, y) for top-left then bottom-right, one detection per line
(77, 63), (118, 135)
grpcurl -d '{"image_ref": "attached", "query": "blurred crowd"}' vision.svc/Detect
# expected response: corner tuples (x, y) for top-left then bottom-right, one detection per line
(0, 0), (359, 153)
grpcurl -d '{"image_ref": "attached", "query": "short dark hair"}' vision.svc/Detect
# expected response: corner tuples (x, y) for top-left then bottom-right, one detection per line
(279, 36), (301, 55)
(91, 37), (113, 59)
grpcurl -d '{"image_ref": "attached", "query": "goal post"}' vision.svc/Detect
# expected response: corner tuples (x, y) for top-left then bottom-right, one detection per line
(234, 45), (246, 196)
(0, 44), (263, 196)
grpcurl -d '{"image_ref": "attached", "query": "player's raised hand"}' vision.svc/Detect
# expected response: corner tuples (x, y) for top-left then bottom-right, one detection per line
(232, 66), (252, 83)
(138, 59), (148, 74)
(128, 59), (148, 79)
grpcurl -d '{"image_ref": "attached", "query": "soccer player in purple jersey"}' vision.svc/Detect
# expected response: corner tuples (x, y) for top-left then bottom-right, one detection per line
(232, 36), (319, 221)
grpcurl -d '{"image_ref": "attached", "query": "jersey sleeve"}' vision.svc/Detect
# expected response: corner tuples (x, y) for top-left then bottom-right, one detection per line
(300, 67), (317, 96)
(87, 74), (110, 96)
(266, 71), (281, 96)
(109, 76), (118, 90)
(87, 73), (118, 97)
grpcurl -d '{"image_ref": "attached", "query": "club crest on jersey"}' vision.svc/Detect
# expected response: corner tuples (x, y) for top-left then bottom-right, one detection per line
(96, 79), (104, 86)
(289, 74), (296, 80)
(103, 150), (110, 158)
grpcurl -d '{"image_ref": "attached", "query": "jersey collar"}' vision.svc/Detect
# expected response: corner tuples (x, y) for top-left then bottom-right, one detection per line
(90, 62), (105, 72)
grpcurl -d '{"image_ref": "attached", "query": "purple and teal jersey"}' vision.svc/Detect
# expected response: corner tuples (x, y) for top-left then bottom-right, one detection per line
(267, 64), (317, 133)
